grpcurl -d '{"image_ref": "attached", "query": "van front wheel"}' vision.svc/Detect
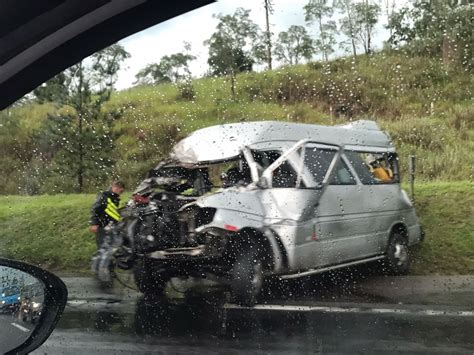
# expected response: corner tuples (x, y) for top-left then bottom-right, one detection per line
(385, 232), (410, 275)
(230, 247), (263, 306)
(133, 259), (167, 298)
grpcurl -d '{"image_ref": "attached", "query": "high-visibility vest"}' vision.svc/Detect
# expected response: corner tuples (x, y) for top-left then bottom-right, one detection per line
(105, 197), (121, 221)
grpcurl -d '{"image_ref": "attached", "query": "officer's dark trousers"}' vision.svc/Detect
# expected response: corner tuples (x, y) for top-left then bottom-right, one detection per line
(96, 227), (106, 249)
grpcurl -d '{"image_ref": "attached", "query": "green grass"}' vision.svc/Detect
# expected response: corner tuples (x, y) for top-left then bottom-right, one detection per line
(410, 181), (474, 275)
(0, 194), (96, 273)
(0, 182), (472, 275)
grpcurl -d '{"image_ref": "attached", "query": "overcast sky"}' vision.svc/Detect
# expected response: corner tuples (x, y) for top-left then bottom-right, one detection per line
(116, 0), (409, 90)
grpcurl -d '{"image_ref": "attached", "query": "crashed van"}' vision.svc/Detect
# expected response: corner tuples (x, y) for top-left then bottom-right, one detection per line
(119, 120), (423, 305)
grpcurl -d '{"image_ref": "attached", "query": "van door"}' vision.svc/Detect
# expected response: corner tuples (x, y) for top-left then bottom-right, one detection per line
(258, 140), (337, 271)
(310, 150), (379, 267)
(305, 145), (382, 267)
(344, 150), (403, 254)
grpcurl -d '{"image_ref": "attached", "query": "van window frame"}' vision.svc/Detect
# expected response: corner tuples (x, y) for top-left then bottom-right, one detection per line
(302, 143), (341, 189)
(260, 140), (343, 189)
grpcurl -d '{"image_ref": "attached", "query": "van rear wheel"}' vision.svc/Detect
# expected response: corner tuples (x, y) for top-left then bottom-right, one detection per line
(385, 232), (410, 275)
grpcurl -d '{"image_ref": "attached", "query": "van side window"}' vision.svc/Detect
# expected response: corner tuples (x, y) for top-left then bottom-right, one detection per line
(345, 151), (398, 184)
(252, 150), (281, 169)
(304, 148), (336, 185)
(344, 151), (378, 184)
(273, 161), (298, 188)
(252, 150), (299, 188)
(330, 159), (356, 185)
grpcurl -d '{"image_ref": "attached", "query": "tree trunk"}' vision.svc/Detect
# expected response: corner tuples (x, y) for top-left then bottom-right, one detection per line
(351, 38), (358, 59)
(385, 0), (393, 40)
(361, 37), (368, 55)
(345, 1), (357, 60)
(365, 0), (371, 55)
(367, 32), (371, 55)
(264, 0), (273, 70)
(318, 15), (328, 61)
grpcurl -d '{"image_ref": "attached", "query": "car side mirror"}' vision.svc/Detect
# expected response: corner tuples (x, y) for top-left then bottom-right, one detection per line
(0, 258), (67, 355)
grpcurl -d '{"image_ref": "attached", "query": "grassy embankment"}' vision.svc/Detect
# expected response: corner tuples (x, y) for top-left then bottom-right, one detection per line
(0, 182), (472, 275)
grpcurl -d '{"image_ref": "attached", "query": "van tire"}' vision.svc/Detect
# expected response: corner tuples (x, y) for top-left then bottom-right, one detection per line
(385, 232), (410, 275)
(230, 246), (263, 306)
(133, 259), (167, 297)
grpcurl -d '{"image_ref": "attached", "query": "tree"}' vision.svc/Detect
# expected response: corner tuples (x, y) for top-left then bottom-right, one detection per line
(274, 25), (316, 65)
(336, 0), (358, 59)
(135, 47), (196, 85)
(33, 72), (69, 104)
(304, 0), (336, 61)
(386, 6), (415, 47)
(90, 44), (131, 101)
(40, 112), (117, 193)
(33, 43), (130, 192)
(205, 8), (263, 99)
(383, 0), (396, 39)
(388, 1), (472, 67)
(68, 44), (130, 192)
(0, 110), (31, 194)
(353, 0), (381, 55)
(263, 0), (274, 70)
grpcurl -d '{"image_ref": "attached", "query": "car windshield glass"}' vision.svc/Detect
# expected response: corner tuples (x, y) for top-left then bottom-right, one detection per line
(1, 0), (472, 353)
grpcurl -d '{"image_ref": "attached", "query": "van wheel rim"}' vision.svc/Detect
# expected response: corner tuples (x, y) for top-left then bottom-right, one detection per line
(394, 243), (408, 266)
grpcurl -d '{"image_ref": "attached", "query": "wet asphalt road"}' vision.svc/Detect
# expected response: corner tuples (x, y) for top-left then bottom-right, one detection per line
(31, 270), (474, 354)
(34, 297), (474, 354)
(0, 313), (34, 353)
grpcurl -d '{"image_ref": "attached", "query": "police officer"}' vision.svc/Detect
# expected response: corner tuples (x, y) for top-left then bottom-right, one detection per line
(90, 180), (125, 249)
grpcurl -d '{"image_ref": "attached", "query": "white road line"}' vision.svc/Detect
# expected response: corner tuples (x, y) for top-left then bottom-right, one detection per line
(223, 304), (474, 317)
(11, 322), (30, 332)
(67, 300), (88, 306)
(65, 299), (474, 318)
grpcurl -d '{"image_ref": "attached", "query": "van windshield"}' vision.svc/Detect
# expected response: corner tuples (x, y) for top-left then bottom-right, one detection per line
(142, 159), (253, 196)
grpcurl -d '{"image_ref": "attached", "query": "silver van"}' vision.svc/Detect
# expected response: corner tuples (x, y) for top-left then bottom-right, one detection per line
(120, 120), (423, 305)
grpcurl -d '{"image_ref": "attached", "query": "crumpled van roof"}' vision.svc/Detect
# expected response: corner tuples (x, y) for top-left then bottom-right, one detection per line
(171, 120), (394, 164)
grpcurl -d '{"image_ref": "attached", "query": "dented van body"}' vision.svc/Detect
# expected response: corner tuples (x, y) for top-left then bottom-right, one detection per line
(121, 120), (423, 305)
